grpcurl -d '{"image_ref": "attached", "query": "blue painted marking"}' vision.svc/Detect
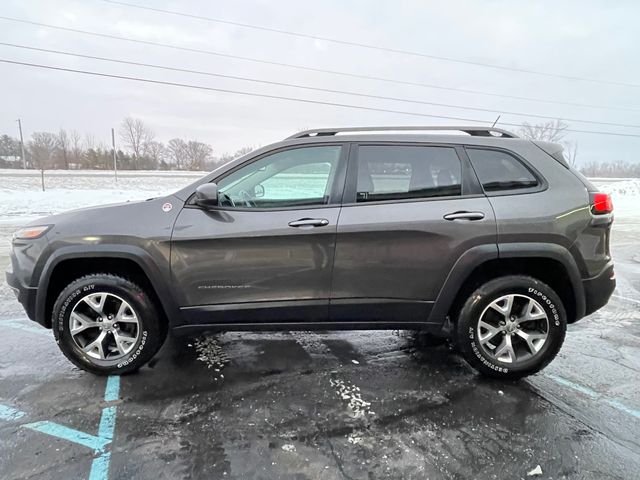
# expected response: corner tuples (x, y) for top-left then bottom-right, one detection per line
(104, 376), (121, 403)
(546, 373), (598, 398)
(2, 318), (50, 337)
(22, 420), (108, 451)
(89, 451), (112, 480)
(605, 399), (640, 420)
(546, 373), (640, 420)
(89, 375), (121, 480)
(1, 375), (122, 480)
(0, 404), (26, 421)
(98, 406), (117, 441)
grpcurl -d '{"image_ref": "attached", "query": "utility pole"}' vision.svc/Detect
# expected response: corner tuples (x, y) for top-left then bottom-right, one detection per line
(16, 118), (26, 169)
(111, 128), (118, 183)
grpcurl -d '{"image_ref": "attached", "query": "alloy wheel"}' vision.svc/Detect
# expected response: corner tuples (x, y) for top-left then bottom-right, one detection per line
(69, 292), (140, 363)
(476, 294), (549, 364)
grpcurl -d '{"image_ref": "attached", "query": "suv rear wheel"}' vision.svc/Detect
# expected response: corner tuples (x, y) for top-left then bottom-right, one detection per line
(52, 274), (165, 375)
(456, 275), (566, 380)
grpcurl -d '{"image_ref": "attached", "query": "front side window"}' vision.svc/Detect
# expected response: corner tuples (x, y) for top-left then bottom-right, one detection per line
(466, 148), (539, 192)
(217, 146), (341, 208)
(356, 145), (462, 202)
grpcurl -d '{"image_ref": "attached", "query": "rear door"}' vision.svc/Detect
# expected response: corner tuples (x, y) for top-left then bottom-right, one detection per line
(171, 144), (347, 325)
(330, 142), (497, 322)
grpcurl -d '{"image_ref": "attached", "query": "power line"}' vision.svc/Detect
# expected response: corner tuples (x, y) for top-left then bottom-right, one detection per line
(3, 42), (639, 130)
(99, 0), (639, 89)
(2, 58), (639, 139)
(0, 16), (637, 114)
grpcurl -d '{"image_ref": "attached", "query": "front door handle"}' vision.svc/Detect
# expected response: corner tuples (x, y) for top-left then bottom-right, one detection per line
(288, 218), (330, 228)
(443, 211), (485, 221)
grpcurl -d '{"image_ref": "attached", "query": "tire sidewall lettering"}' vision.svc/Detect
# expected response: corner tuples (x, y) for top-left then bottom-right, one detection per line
(528, 287), (561, 326)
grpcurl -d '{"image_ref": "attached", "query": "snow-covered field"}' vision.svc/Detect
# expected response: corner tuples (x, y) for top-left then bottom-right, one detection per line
(0, 169), (203, 224)
(593, 178), (640, 219)
(0, 169), (638, 225)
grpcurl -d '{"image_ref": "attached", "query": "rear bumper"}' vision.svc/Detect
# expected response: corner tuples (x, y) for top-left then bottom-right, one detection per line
(582, 262), (616, 317)
(5, 269), (39, 323)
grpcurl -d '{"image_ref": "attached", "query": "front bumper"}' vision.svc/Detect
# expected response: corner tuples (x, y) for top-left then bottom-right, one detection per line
(582, 262), (616, 317)
(5, 269), (38, 322)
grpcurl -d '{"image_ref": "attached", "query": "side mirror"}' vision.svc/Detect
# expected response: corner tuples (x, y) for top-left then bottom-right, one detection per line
(254, 184), (265, 198)
(195, 183), (219, 208)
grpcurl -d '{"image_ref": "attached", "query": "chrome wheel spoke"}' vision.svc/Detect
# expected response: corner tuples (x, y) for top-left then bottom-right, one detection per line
(113, 331), (136, 356)
(478, 320), (501, 344)
(70, 312), (100, 335)
(83, 293), (107, 316)
(518, 298), (546, 324)
(515, 329), (547, 355)
(494, 334), (516, 363)
(489, 294), (514, 318)
(82, 330), (108, 359)
(115, 300), (138, 324)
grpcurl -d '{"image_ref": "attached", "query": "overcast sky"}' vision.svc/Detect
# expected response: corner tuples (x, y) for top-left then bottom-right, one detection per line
(1, 0), (639, 164)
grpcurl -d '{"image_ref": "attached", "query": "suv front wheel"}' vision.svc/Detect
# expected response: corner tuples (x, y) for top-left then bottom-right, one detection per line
(52, 274), (165, 375)
(456, 275), (566, 380)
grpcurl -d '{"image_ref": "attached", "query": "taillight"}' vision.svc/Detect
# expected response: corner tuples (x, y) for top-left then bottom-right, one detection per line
(591, 192), (613, 215)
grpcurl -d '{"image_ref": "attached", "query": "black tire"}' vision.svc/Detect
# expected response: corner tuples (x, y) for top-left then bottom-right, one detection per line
(456, 275), (566, 380)
(52, 274), (166, 375)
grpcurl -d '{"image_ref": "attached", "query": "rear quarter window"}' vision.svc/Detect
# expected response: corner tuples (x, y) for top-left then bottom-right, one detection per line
(466, 148), (539, 192)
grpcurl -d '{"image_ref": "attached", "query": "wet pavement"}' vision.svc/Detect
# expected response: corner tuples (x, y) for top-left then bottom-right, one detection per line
(1, 217), (639, 479)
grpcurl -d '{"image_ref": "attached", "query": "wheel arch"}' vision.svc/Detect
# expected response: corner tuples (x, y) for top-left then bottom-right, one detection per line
(428, 243), (585, 333)
(36, 245), (179, 330)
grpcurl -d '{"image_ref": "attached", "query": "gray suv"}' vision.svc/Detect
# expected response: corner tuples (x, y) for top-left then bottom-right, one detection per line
(6, 126), (615, 379)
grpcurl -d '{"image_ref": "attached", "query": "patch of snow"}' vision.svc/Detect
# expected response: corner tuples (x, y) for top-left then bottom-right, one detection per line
(193, 336), (229, 381)
(597, 179), (640, 197)
(329, 377), (374, 418)
(527, 465), (543, 476)
(281, 444), (296, 452)
(351, 359), (360, 365)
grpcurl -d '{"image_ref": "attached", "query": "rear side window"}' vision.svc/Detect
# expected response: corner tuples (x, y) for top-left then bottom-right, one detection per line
(466, 148), (538, 192)
(356, 145), (461, 202)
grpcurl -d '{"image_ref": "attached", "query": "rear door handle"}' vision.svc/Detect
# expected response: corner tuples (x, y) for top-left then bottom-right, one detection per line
(288, 218), (330, 228)
(443, 211), (485, 221)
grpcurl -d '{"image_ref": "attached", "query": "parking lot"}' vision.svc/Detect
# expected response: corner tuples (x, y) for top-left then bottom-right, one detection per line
(1, 174), (639, 480)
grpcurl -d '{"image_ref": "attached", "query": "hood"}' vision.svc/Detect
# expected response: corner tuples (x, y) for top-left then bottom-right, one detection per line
(36, 195), (183, 242)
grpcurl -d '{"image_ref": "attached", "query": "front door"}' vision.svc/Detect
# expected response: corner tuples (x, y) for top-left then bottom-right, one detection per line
(171, 144), (346, 325)
(330, 143), (497, 322)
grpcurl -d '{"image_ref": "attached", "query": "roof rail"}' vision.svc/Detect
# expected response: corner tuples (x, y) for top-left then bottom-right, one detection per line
(286, 126), (518, 140)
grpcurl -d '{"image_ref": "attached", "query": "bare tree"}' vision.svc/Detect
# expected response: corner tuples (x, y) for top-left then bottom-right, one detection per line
(564, 141), (578, 167)
(144, 140), (166, 168)
(183, 140), (213, 170)
(57, 129), (70, 169)
(519, 119), (579, 166)
(119, 117), (155, 169)
(167, 138), (187, 169)
(28, 132), (57, 190)
(70, 129), (82, 167)
(518, 119), (568, 142)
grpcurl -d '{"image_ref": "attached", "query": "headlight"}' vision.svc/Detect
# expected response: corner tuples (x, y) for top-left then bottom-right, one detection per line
(13, 225), (52, 240)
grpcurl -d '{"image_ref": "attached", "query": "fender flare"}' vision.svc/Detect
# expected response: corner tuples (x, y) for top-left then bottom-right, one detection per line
(34, 245), (180, 328)
(498, 242), (585, 321)
(427, 242), (585, 329)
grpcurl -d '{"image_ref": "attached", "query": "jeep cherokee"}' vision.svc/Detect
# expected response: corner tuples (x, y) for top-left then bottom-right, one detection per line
(6, 126), (616, 379)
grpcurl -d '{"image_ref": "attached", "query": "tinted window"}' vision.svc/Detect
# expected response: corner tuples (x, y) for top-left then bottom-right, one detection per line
(217, 146), (341, 208)
(356, 146), (461, 202)
(467, 148), (538, 192)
